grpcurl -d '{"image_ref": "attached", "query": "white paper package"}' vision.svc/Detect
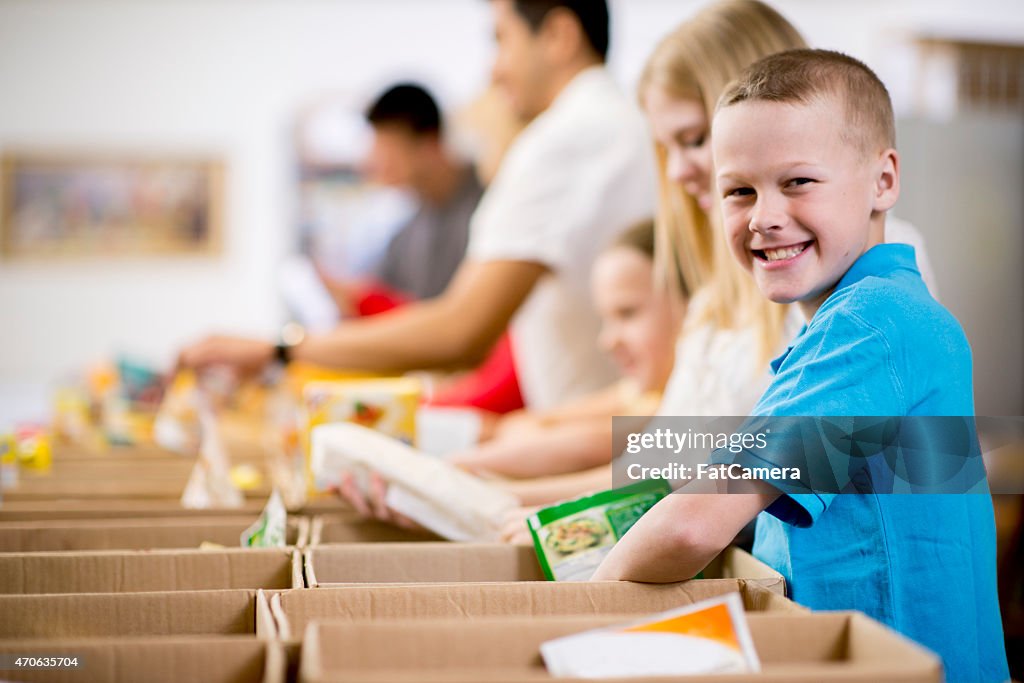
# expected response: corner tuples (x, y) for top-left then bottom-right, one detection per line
(310, 422), (519, 542)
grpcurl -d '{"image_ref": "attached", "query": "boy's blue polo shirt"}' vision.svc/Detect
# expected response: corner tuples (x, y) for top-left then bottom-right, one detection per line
(717, 244), (1008, 682)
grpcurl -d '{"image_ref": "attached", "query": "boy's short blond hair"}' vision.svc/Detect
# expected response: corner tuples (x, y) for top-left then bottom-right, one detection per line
(717, 49), (896, 156)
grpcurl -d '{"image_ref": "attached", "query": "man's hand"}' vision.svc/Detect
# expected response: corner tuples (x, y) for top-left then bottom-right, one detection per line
(177, 335), (275, 375)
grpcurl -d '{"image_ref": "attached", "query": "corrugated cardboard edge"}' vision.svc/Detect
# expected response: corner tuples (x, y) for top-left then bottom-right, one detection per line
(309, 516), (325, 546)
(294, 518), (309, 548)
(263, 639), (288, 683)
(255, 589), (276, 639)
(291, 549), (306, 588)
(293, 516), (312, 549)
(299, 617), (324, 683)
(270, 592), (292, 641)
(303, 548), (318, 588)
(716, 547), (786, 596)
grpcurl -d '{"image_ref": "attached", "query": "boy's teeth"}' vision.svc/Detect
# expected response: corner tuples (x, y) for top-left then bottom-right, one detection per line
(763, 244), (806, 262)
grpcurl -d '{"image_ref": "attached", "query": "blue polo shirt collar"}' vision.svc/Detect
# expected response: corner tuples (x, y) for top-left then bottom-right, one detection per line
(768, 243), (919, 375)
(834, 243), (919, 294)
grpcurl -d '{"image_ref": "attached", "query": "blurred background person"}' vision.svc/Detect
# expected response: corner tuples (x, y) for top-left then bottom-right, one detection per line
(318, 83), (483, 314)
(178, 0), (656, 414)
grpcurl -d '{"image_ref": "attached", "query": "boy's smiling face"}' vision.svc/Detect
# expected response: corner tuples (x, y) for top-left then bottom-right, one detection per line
(713, 95), (898, 318)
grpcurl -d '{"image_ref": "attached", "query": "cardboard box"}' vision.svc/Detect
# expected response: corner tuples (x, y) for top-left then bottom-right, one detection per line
(0, 548), (303, 594)
(303, 543), (783, 593)
(263, 580), (803, 641)
(0, 636), (285, 683)
(309, 514), (441, 544)
(3, 476), (273, 501)
(3, 476), (192, 501)
(299, 613), (943, 683)
(0, 589), (270, 639)
(0, 499), (270, 522)
(0, 516), (309, 552)
(304, 543), (546, 586)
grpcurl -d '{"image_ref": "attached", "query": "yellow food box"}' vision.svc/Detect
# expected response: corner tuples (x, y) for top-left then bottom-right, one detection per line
(302, 377), (421, 497)
(303, 378), (421, 446)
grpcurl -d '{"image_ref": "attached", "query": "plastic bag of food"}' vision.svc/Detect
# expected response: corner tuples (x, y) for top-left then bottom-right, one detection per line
(240, 490), (287, 547)
(541, 592), (760, 677)
(180, 403), (243, 509)
(528, 479), (671, 581)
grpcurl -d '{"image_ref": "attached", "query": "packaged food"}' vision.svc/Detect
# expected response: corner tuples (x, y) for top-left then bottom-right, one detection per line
(541, 592), (760, 678)
(180, 405), (243, 509)
(311, 422), (518, 542)
(528, 479), (671, 581)
(0, 430), (17, 490)
(153, 371), (202, 454)
(241, 490), (287, 547)
(303, 378), (420, 446)
(13, 424), (52, 471)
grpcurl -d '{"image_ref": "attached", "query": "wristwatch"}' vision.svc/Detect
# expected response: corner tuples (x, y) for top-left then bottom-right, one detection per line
(274, 322), (306, 365)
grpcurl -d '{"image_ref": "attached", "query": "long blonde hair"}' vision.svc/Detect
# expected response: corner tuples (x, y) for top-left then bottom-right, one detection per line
(639, 0), (806, 360)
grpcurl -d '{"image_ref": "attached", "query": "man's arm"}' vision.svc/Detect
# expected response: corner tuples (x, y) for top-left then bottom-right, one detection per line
(179, 259), (546, 373)
(590, 485), (778, 583)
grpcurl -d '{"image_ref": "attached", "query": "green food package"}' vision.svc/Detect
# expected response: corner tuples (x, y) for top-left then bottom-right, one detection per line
(528, 478), (672, 581)
(240, 490), (287, 548)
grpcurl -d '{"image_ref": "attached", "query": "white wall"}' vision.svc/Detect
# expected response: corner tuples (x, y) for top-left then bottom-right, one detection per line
(0, 0), (1021, 415)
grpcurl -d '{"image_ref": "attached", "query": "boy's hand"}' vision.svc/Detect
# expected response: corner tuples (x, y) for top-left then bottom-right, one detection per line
(177, 335), (274, 375)
(335, 471), (424, 531)
(500, 505), (538, 545)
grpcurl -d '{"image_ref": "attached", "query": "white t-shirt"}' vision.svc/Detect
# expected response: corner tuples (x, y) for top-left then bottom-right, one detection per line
(658, 218), (939, 417)
(468, 67), (656, 410)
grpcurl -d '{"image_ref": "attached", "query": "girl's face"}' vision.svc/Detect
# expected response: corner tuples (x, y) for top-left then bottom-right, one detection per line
(642, 86), (713, 213)
(591, 247), (681, 393)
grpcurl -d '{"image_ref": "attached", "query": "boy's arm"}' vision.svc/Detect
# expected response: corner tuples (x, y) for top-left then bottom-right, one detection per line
(178, 259), (546, 373)
(590, 486), (778, 583)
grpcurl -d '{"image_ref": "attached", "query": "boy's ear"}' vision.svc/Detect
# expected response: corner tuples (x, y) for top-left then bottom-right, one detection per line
(873, 148), (900, 213)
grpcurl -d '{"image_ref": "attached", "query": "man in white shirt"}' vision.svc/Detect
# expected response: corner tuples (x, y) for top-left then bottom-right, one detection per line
(179, 0), (655, 410)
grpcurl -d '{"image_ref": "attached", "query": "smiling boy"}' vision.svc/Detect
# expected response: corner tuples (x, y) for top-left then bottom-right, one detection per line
(592, 49), (1008, 682)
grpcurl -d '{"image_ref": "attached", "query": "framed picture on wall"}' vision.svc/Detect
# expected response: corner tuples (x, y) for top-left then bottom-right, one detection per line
(0, 152), (225, 259)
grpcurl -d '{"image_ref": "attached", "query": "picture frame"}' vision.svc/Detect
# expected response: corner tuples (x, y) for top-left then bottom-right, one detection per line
(0, 151), (224, 260)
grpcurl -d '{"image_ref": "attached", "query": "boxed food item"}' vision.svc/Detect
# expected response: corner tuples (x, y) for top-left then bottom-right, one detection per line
(298, 612), (942, 683)
(527, 479), (672, 581)
(0, 548), (303, 594)
(540, 593), (759, 677)
(310, 423), (518, 541)
(0, 589), (263, 639)
(263, 579), (802, 641)
(0, 515), (308, 552)
(0, 636), (285, 683)
(303, 378), (421, 446)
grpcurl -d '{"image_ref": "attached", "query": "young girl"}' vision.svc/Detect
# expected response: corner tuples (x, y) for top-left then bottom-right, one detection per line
(451, 219), (683, 479)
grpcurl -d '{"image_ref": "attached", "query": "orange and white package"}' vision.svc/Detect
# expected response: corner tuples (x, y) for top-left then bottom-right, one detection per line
(540, 592), (760, 678)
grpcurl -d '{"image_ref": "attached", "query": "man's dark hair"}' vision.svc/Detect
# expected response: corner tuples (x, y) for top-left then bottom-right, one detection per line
(513, 0), (609, 61)
(366, 83), (442, 136)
